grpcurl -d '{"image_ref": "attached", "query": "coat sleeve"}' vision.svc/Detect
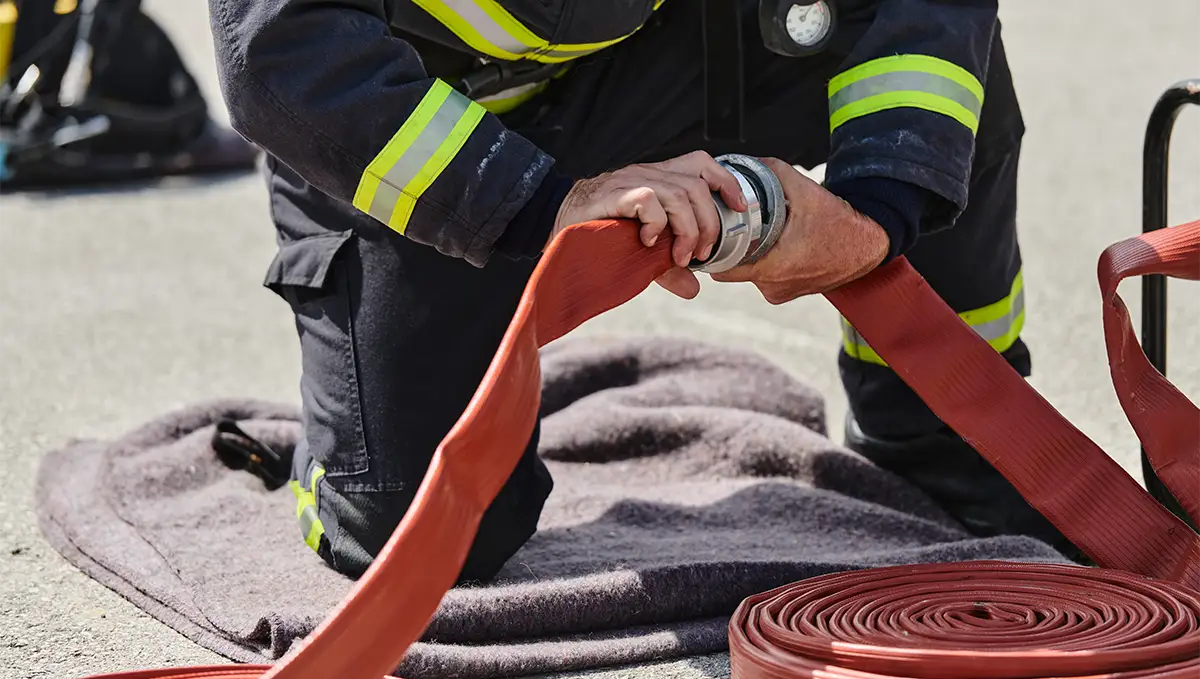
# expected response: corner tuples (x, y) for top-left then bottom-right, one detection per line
(208, 0), (558, 267)
(823, 0), (999, 232)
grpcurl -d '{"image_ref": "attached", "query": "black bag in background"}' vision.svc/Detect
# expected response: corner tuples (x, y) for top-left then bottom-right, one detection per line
(0, 0), (258, 190)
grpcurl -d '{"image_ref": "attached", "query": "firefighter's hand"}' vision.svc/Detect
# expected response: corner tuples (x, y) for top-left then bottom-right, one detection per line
(553, 151), (748, 299)
(709, 158), (889, 303)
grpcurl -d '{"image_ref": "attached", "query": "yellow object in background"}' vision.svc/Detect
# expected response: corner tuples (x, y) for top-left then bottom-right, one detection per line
(1, 0), (78, 84)
(0, 1), (17, 85)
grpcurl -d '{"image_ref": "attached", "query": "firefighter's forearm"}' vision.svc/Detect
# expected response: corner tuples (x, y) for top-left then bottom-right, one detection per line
(209, 0), (557, 266)
(827, 177), (947, 265)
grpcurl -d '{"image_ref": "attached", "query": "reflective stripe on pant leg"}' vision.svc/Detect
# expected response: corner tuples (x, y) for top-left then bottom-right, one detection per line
(412, 0), (667, 63)
(351, 79), (487, 234)
(842, 268), (1025, 366)
(289, 461), (327, 553)
(828, 54), (985, 134)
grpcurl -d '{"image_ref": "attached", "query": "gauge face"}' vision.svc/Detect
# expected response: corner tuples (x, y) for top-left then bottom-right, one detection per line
(785, 1), (832, 46)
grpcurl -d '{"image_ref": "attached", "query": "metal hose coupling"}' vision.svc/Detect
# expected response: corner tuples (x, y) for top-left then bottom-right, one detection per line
(688, 154), (788, 274)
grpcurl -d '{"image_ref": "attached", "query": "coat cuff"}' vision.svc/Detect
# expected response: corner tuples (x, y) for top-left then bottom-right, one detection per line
(492, 166), (575, 261)
(826, 176), (943, 265)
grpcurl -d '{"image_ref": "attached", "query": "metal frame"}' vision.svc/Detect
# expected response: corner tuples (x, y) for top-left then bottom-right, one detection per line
(1140, 77), (1199, 529)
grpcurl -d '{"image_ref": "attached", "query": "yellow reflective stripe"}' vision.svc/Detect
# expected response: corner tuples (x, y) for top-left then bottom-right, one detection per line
(0, 2), (15, 84)
(476, 80), (550, 114)
(414, 0), (665, 63)
(842, 269), (1025, 367)
(828, 54), (984, 134)
(309, 464), (326, 495)
(289, 463), (327, 553)
(414, 0), (529, 61)
(352, 80), (485, 234)
(829, 55), (984, 100)
(960, 269), (1024, 330)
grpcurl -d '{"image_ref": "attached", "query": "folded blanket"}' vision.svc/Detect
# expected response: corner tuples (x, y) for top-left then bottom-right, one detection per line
(34, 336), (1067, 678)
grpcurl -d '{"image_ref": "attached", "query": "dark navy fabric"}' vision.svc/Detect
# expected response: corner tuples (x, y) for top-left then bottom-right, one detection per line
(211, 0), (1006, 266)
(243, 0), (1028, 583)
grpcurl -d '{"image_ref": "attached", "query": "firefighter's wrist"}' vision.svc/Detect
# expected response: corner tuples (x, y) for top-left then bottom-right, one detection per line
(826, 177), (932, 266)
(493, 166), (575, 260)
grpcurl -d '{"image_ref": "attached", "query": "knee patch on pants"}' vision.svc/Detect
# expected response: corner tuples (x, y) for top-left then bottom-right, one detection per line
(291, 442), (554, 584)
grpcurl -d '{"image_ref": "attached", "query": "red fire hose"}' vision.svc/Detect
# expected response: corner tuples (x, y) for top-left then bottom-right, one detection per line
(88, 218), (1200, 679)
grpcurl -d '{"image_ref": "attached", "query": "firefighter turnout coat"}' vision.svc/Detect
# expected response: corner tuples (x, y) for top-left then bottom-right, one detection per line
(211, 0), (1000, 267)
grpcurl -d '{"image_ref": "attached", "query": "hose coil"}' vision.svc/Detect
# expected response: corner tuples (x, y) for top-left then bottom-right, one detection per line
(729, 561), (1200, 679)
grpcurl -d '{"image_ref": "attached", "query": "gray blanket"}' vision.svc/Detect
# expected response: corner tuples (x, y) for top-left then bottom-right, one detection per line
(34, 336), (1067, 678)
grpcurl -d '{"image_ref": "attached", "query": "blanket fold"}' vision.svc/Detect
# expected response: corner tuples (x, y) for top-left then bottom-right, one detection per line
(35, 336), (1067, 679)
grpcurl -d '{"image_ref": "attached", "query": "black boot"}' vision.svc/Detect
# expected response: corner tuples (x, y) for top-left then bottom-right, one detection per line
(844, 413), (1090, 564)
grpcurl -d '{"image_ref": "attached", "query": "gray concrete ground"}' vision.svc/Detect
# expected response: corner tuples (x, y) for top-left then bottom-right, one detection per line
(1, 2), (1197, 678)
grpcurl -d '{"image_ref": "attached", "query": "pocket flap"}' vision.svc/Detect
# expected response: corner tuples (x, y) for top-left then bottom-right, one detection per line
(263, 230), (354, 293)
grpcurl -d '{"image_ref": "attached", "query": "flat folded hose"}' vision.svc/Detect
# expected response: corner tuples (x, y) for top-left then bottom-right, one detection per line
(87, 219), (1200, 679)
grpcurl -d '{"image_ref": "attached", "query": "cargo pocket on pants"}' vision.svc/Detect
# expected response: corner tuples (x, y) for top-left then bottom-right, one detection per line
(263, 230), (372, 481)
(263, 230), (354, 305)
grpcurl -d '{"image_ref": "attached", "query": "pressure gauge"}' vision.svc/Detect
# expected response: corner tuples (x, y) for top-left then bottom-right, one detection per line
(786, 2), (831, 46)
(760, 0), (837, 57)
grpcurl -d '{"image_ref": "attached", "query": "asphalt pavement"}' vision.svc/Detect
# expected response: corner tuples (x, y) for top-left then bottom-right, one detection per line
(1, 1), (1197, 678)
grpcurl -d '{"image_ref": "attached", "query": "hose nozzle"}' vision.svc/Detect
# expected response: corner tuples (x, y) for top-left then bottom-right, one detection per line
(689, 154), (788, 274)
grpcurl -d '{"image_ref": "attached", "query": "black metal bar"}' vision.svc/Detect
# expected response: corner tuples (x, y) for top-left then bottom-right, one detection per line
(1140, 77), (1199, 529)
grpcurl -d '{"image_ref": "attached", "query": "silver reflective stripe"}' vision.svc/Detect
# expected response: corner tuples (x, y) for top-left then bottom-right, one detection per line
(476, 80), (544, 103)
(973, 287), (1025, 342)
(541, 45), (599, 59)
(368, 182), (405, 225)
(842, 317), (866, 346)
(441, 0), (531, 54)
(367, 89), (472, 222)
(829, 70), (983, 120)
(309, 463), (324, 512)
(299, 504), (320, 540)
(842, 286), (1025, 348)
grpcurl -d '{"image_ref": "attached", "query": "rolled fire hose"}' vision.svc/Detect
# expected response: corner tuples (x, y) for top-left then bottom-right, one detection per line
(88, 156), (1200, 679)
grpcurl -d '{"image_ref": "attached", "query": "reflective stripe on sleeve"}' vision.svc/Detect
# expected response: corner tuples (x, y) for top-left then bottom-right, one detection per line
(475, 79), (550, 114)
(413, 0), (666, 63)
(289, 462), (327, 553)
(842, 268), (1024, 367)
(828, 54), (985, 134)
(352, 79), (486, 234)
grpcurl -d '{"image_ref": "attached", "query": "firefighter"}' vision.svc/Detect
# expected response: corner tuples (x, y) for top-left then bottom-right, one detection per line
(210, 0), (1082, 583)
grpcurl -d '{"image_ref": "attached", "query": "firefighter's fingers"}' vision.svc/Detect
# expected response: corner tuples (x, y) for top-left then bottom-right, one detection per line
(658, 150), (747, 213)
(615, 177), (706, 267)
(617, 186), (670, 247)
(650, 179), (703, 268)
(668, 172), (721, 262)
(654, 267), (701, 300)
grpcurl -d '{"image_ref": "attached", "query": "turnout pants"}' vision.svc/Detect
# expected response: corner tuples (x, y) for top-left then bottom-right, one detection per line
(265, 0), (1028, 582)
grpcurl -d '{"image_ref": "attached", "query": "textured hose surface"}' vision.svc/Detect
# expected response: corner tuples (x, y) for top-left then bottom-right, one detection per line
(77, 221), (1200, 679)
(731, 220), (1200, 679)
(729, 561), (1200, 678)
